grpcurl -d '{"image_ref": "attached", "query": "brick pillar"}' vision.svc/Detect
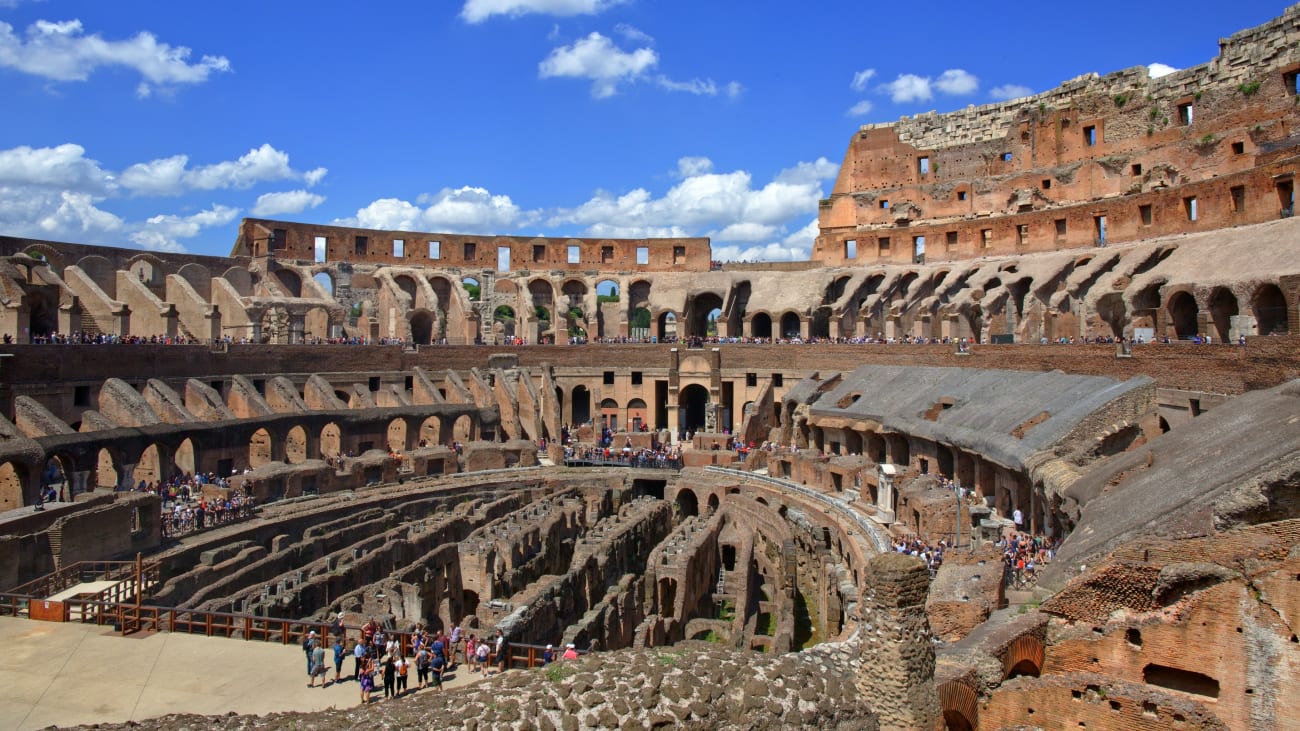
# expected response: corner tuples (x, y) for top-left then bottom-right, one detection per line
(856, 553), (942, 731)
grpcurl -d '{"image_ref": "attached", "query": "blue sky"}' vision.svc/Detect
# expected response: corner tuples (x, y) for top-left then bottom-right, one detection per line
(0, 0), (1290, 260)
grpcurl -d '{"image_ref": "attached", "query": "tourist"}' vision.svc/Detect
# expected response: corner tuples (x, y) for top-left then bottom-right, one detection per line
(562, 643), (578, 661)
(475, 637), (489, 672)
(308, 640), (327, 687)
(495, 631), (510, 675)
(465, 634), (478, 673)
(395, 652), (409, 695)
(415, 643), (431, 689)
(382, 652), (397, 699)
(353, 638), (367, 681)
(542, 644), (554, 665)
(302, 630), (317, 675)
(358, 656), (375, 704)
(332, 635), (346, 683)
(429, 648), (446, 689)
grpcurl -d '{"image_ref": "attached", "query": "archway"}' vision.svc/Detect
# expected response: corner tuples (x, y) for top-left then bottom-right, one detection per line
(387, 418), (408, 452)
(286, 425), (308, 464)
(1253, 283), (1288, 335)
(675, 488), (699, 518)
(409, 310), (435, 345)
(96, 448), (120, 488)
(1167, 291), (1199, 340)
(0, 462), (26, 509)
(596, 280), (620, 339)
(313, 271), (334, 296)
(599, 398), (619, 431)
(679, 384), (709, 434)
(320, 422), (342, 458)
(418, 416), (441, 447)
(274, 268), (303, 298)
(687, 292), (724, 339)
(452, 414), (473, 443)
(249, 428), (273, 468)
(630, 307), (651, 339)
(780, 312), (801, 339)
(627, 398), (648, 432)
(174, 438), (196, 476)
(129, 258), (161, 287)
(1207, 287), (1238, 342)
(572, 385), (592, 425)
(657, 312), (677, 341)
(41, 455), (71, 501)
(394, 274), (419, 305)
(707, 493), (720, 512)
(461, 276), (480, 302)
(132, 444), (165, 487)
(494, 305), (516, 339)
(751, 313), (772, 339)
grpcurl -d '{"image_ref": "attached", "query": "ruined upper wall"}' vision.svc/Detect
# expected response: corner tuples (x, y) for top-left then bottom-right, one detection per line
(235, 218), (712, 273)
(816, 4), (1300, 265)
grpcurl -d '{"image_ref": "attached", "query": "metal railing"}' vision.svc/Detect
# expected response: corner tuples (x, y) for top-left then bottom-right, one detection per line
(563, 455), (683, 471)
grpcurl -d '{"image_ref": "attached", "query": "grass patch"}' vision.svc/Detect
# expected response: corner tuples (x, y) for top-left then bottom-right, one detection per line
(545, 663), (579, 682)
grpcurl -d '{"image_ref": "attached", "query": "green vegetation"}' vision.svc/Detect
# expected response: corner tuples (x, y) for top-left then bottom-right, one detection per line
(654, 650), (684, 667)
(1239, 81), (1262, 96)
(534, 305), (550, 321)
(597, 293), (620, 304)
(716, 599), (735, 622)
(493, 305), (515, 323)
(545, 663), (579, 682)
(463, 282), (480, 301)
(567, 306), (584, 321)
(631, 307), (651, 329)
(1199, 133), (1217, 146)
(1113, 93), (1128, 108)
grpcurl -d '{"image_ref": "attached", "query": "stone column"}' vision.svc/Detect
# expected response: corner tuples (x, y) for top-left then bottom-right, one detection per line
(855, 553), (942, 731)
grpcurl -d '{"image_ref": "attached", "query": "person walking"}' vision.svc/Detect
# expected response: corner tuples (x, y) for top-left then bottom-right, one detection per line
(309, 640), (327, 687)
(382, 653), (397, 699)
(332, 636), (346, 684)
(359, 656), (375, 705)
(395, 653), (409, 695)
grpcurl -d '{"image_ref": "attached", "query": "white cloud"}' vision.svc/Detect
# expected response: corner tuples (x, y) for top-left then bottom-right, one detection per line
(883, 73), (932, 103)
(614, 23), (653, 44)
(0, 18), (231, 93)
(934, 68), (978, 95)
(676, 156), (713, 178)
(121, 144), (314, 196)
(774, 157), (838, 186)
(850, 68), (875, 92)
(1148, 62), (1178, 78)
(711, 222), (777, 242)
(846, 99), (873, 117)
(538, 32), (657, 98)
(344, 186), (537, 234)
(0, 143), (116, 193)
(990, 84), (1033, 101)
(130, 204), (239, 252)
(251, 190), (325, 217)
(724, 81), (743, 99)
(461, 0), (626, 23)
(654, 75), (720, 96)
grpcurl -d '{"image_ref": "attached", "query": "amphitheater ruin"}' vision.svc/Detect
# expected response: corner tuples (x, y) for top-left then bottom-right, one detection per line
(2, 7), (1300, 731)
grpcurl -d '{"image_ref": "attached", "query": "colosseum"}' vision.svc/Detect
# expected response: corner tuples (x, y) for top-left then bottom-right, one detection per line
(2, 7), (1300, 731)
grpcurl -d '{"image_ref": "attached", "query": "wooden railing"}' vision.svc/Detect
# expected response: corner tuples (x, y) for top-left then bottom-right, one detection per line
(0, 561), (161, 618)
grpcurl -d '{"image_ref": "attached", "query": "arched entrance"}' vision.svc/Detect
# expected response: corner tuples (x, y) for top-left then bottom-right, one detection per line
(1168, 291), (1199, 340)
(96, 448), (120, 489)
(675, 488), (699, 517)
(679, 384), (709, 435)
(409, 310), (435, 345)
(1253, 283), (1288, 335)
(387, 418), (408, 452)
(780, 312), (801, 339)
(571, 385), (592, 425)
(418, 416), (441, 447)
(657, 312), (677, 342)
(1207, 287), (1237, 342)
(320, 423), (342, 458)
(286, 425), (308, 464)
(249, 428), (273, 468)
(174, 438), (196, 476)
(751, 313), (772, 340)
(687, 292), (724, 339)
(0, 462), (26, 509)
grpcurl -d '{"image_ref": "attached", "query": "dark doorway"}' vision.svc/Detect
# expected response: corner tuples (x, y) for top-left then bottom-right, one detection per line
(679, 384), (709, 434)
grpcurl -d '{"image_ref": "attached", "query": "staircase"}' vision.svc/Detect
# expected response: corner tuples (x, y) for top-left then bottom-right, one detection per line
(47, 526), (63, 570)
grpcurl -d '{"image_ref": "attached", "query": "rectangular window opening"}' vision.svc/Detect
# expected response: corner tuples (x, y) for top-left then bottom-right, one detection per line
(497, 246), (511, 272)
(567, 245), (581, 264)
(1041, 179), (1052, 189)
(1232, 141), (1245, 155)
(1131, 163), (1143, 176)
(1084, 125), (1098, 146)
(957, 190), (968, 201)
(772, 373), (784, 387)
(73, 385), (90, 407)
(918, 156), (930, 175)
(877, 236), (891, 255)
(1094, 215), (1108, 244)
(603, 371), (615, 385)
(313, 236), (327, 264)
(1184, 196), (1198, 221)
(463, 242), (477, 260)
(354, 236), (368, 257)
(1178, 102), (1194, 125)
(1140, 204), (1153, 226)
(912, 235), (925, 263)
(880, 199), (890, 209)
(1001, 152), (1013, 162)
(1285, 70), (1299, 95)
(945, 231), (958, 249)
(601, 245), (614, 263)
(746, 372), (757, 387)
(428, 240), (441, 259)
(631, 371), (643, 385)
(368, 376), (380, 393)
(636, 247), (649, 265)
(981, 228), (992, 248)
(533, 244), (546, 263)
(673, 246), (686, 264)
(844, 239), (857, 259)
(392, 239), (405, 258)
(1017, 224), (1029, 246)
(1278, 179), (1295, 217)
(1055, 219), (1067, 239)
(1231, 185), (1246, 213)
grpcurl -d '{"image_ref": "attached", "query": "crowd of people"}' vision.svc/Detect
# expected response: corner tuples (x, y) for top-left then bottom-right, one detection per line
(892, 536), (949, 575)
(999, 531), (1060, 587)
(18, 332), (203, 345)
(139, 472), (256, 538)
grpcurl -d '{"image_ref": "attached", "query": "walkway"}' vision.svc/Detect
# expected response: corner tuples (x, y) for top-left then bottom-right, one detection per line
(0, 618), (483, 731)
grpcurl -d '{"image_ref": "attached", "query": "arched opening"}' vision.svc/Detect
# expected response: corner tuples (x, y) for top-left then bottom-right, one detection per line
(687, 292), (724, 339)
(133, 444), (165, 487)
(750, 313), (772, 339)
(810, 306), (832, 339)
(249, 428), (273, 468)
(304, 306), (333, 341)
(493, 305), (516, 339)
(707, 493), (720, 512)
(596, 280), (620, 339)
(629, 307), (651, 340)
(409, 310), (435, 345)
(1253, 283), (1288, 335)
(96, 448), (120, 489)
(679, 384), (709, 435)
(129, 258), (161, 287)
(599, 398), (619, 431)
(321, 423), (342, 458)
(0, 462), (26, 509)
(452, 414), (473, 442)
(42, 455), (71, 501)
(274, 268), (303, 298)
(312, 271), (334, 296)
(627, 398), (648, 432)
(387, 418), (408, 452)
(174, 438), (196, 476)
(418, 416), (441, 447)
(1207, 287), (1238, 342)
(461, 276), (481, 302)
(657, 311), (677, 342)
(675, 488), (699, 518)
(571, 385), (592, 425)
(780, 312), (802, 339)
(394, 274), (419, 305)
(286, 425), (308, 464)
(1006, 659), (1041, 679)
(1158, 416), (1171, 434)
(1167, 291), (1199, 340)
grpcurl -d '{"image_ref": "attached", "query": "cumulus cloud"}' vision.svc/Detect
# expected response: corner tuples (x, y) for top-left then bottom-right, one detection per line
(130, 205), (239, 252)
(0, 18), (231, 95)
(846, 99), (873, 117)
(342, 186), (538, 234)
(1148, 62), (1178, 78)
(0, 143), (116, 194)
(850, 68), (875, 92)
(538, 32), (657, 98)
(990, 84), (1033, 101)
(675, 156), (714, 178)
(614, 23), (653, 44)
(120, 144), (317, 196)
(461, 0), (626, 23)
(934, 68), (978, 95)
(883, 73), (933, 103)
(251, 190), (325, 217)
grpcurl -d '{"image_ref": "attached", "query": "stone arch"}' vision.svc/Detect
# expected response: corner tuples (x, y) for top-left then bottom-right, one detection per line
(599, 398), (619, 431)
(493, 305), (516, 339)
(174, 438), (196, 476)
(176, 263), (212, 299)
(686, 291), (724, 339)
(657, 311), (677, 341)
(96, 447), (121, 488)
(128, 256), (164, 287)
(750, 312), (773, 339)
(428, 275), (454, 311)
(561, 279), (588, 310)
(571, 385), (592, 425)
(937, 680), (979, 731)
(1166, 290), (1199, 340)
(1002, 634), (1045, 679)
(1207, 287), (1238, 342)
(0, 461), (27, 510)
(628, 279), (651, 309)
(780, 312), (801, 339)
(707, 493), (720, 512)
(42, 453), (74, 501)
(249, 428), (273, 468)
(320, 422), (342, 458)
(417, 416), (441, 447)
(679, 384), (709, 434)
(394, 273), (420, 306)
(409, 309), (435, 345)
(286, 425), (309, 464)
(387, 418), (408, 452)
(312, 271), (335, 297)
(1252, 283), (1288, 335)
(132, 443), (167, 486)
(275, 268), (303, 298)
(627, 398), (648, 431)
(452, 414), (473, 442)
(675, 488), (699, 517)
(77, 255), (117, 297)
